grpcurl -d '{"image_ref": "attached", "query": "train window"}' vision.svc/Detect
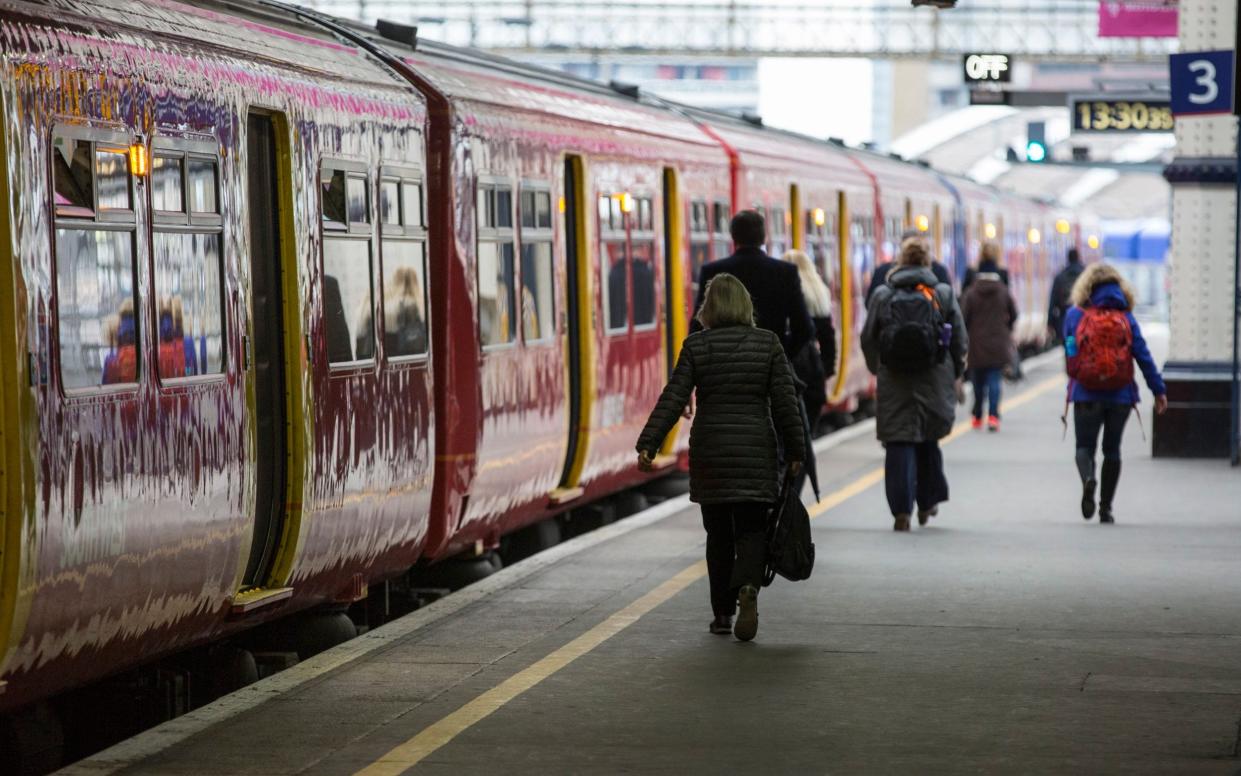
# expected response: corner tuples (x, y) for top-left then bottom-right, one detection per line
(519, 185), (554, 343)
(95, 148), (132, 213)
(153, 233), (225, 377)
(403, 182), (423, 227)
(52, 135), (95, 218)
(322, 162), (375, 364)
(689, 199), (711, 296)
(381, 241), (428, 357)
(322, 169), (348, 230)
(346, 176), (368, 225)
(51, 127), (142, 391)
(603, 240), (629, 332)
(152, 155), (184, 213)
(149, 140), (225, 380)
(597, 194), (611, 230)
(630, 241), (657, 327)
(55, 229), (139, 389)
(378, 167), (429, 360)
(521, 242), (553, 342)
(637, 197), (652, 231)
(478, 181), (517, 347)
(380, 179), (400, 226)
(712, 201), (731, 259)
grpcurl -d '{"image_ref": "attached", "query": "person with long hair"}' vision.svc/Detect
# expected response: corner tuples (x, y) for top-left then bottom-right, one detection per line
(1064, 263), (1167, 524)
(782, 250), (837, 434)
(637, 273), (804, 641)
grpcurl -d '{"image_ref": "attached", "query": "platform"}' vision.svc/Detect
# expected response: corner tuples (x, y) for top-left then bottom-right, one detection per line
(63, 350), (1241, 776)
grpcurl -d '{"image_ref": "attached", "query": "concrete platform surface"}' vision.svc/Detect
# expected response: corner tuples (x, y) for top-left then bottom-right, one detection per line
(65, 355), (1241, 776)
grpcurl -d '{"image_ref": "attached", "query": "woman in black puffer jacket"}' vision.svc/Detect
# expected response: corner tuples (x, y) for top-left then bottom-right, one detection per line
(637, 273), (805, 642)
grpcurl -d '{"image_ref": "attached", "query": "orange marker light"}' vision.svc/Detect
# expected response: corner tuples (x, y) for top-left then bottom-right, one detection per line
(1055, 219), (1071, 235)
(813, 208), (826, 227)
(1087, 235), (1100, 250)
(128, 144), (148, 177)
(915, 214), (930, 232)
(618, 192), (634, 213)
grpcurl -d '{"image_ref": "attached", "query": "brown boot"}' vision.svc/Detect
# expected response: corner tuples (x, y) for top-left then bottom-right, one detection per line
(893, 514), (911, 532)
(917, 505), (939, 526)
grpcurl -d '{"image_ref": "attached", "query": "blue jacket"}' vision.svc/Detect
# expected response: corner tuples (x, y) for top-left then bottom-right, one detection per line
(1063, 282), (1165, 404)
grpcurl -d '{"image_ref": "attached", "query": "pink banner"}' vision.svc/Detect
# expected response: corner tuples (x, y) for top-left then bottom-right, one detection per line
(1098, 1), (1178, 38)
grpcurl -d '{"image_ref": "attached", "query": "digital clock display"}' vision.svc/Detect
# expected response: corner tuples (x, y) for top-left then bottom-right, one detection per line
(1071, 99), (1174, 132)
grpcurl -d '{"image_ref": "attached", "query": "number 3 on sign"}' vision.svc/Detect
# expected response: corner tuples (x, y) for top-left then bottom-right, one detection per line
(1187, 59), (1220, 105)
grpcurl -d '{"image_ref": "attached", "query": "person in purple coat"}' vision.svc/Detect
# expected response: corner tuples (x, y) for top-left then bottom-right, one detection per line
(1063, 263), (1167, 524)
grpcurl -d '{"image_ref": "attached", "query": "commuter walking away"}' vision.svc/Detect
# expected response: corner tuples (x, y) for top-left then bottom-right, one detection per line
(1048, 247), (1085, 346)
(1064, 263), (1167, 524)
(638, 274), (805, 642)
(693, 210), (813, 358)
(694, 210), (820, 500)
(783, 249), (838, 434)
(862, 236), (967, 532)
(960, 260), (1018, 431)
(866, 229), (951, 306)
(961, 241), (1011, 293)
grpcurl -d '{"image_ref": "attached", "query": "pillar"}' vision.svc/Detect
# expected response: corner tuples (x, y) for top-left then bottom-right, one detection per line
(1154, 0), (1239, 457)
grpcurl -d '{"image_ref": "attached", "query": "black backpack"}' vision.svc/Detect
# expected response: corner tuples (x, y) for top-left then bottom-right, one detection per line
(878, 283), (945, 374)
(763, 474), (815, 586)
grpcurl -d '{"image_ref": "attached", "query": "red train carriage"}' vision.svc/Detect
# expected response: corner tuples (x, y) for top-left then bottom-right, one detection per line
(0, 0), (1096, 745)
(0, 0), (437, 711)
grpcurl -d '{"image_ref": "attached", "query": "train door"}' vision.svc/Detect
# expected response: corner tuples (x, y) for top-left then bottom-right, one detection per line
(239, 110), (296, 598)
(553, 154), (591, 499)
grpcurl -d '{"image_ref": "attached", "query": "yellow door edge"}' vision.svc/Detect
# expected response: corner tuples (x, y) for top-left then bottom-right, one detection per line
(658, 167), (685, 459)
(263, 113), (308, 588)
(562, 155), (594, 488)
(828, 190), (851, 404)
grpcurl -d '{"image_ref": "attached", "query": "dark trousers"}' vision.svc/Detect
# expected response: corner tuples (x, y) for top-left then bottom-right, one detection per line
(701, 502), (770, 617)
(1074, 402), (1130, 462)
(884, 441), (949, 517)
(971, 367), (1003, 419)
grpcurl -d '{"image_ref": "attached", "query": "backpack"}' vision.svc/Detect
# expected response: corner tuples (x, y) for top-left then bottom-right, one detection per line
(879, 283), (945, 374)
(1067, 308), (1133, 391)
(763, 473), (815, 586)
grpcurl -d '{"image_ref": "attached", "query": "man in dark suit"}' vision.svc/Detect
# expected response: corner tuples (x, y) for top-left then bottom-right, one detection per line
(692, 210), (813, 358)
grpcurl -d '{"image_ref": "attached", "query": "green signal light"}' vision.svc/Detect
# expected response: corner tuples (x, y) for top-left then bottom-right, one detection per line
(1026, 141), (1047, 163)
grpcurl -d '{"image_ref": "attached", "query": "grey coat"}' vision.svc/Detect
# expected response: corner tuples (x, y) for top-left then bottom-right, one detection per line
(637, 325), (805, 504)
(861, 266), (968, 444)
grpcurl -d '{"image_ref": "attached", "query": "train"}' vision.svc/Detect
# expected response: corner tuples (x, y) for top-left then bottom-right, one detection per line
(0, 0), (1099, 744)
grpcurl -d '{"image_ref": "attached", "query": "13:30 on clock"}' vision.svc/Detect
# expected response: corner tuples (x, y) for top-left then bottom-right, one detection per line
(1072, 99), (1174, 132)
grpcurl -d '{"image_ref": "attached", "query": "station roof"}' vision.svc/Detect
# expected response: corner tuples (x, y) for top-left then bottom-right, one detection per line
(890, 106), (1173, 221)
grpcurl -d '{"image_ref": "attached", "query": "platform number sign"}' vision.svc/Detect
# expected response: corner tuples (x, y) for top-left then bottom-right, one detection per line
(1169, 50), (1235, 116)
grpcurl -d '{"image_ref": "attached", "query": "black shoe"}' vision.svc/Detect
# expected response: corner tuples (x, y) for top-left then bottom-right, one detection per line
(917, 505), (938, 526)
(1099, 507), (1115, 525)
(893, 513), (911, 532)
(734, 586), (759, 642)
(709, 616), (733, 635)
(1081, 479), (1096, 520)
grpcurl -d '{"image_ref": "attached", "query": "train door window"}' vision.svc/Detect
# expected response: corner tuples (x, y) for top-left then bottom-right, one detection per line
(599, 193), (628, 333)
(770, 207), (787, 256)
(519, 185), (554, 343)
(50, 127), (140, 391)
(321, 162), (375, 364)
(478, 181), (517, 348)
(712, 200), (731, 260)
(151, 136), (226, 380)
(379, 167), (429, 359)
(689, 199), (711, 295)
(631, 196), (657, 328)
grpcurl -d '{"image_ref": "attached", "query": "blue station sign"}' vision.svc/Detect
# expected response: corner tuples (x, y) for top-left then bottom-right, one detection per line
(1169, 50), (1235, 116)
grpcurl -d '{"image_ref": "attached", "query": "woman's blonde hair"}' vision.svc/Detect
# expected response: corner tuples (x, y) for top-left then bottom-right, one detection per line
(898, 236), (931, 267)
(696, 273), (754, 329)
(980, 241), (1002, 265)
(782, 249), (832, 318)
(1070, 261), (1135, 309)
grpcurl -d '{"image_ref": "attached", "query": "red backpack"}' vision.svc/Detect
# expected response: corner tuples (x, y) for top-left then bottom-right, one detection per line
(1068, 308), (1133, 391)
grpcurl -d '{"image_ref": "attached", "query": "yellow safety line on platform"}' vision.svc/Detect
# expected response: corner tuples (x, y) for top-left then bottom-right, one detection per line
(352, 372), (1064, 775)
